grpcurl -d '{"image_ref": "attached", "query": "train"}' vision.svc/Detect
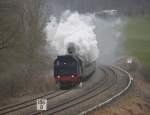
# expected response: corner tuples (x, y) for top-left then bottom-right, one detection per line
(54, 44), (96, 89)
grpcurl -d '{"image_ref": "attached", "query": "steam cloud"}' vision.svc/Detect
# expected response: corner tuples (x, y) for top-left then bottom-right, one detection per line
(45, 11), (99, 62)
(94, 15), (126, 64)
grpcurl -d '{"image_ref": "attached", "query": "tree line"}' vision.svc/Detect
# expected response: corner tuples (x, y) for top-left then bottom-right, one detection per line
(0, 0), (54, 102)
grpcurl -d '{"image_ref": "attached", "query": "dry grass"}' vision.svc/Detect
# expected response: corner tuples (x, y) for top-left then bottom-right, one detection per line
(88, 72), (150, 115)
(0, 74), (56, 107)
(90, 96), (150, 115)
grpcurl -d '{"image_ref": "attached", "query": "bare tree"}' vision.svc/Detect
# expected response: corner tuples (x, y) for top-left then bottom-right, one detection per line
(0, 0), (51, 99)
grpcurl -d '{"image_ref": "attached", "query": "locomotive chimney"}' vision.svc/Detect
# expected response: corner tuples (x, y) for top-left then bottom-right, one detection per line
(67, 43), (76, 54)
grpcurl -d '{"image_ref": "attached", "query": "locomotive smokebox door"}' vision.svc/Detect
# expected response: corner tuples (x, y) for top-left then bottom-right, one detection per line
(67, 43), (76, 54)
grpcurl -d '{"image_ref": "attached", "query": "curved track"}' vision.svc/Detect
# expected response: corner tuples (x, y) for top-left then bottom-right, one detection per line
(0, 90), (69, 115)
(32, 66), (110, 115)
(0, 65), (131, 115)
(78, 65), (132, 115)
(36, 66), (119, 115)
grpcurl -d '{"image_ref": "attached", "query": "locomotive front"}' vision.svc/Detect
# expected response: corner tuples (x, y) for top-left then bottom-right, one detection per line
(54, 55), (82, 88)
(53, 43), (95, 89)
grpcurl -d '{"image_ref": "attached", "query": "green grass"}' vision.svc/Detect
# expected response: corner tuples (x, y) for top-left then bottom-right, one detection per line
(125, 16), (150, 64)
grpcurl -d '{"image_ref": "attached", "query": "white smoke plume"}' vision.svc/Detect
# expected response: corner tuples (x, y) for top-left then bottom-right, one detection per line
(94, 15), (126, 64)
(45, 11), (99, 62)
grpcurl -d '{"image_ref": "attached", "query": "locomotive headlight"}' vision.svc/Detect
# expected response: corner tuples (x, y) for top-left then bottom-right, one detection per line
(57, 75), (60, 78)
(71, 75), (74, 78)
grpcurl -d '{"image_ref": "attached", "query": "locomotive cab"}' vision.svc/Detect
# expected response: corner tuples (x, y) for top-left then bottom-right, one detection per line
(54, 55), (82, 88)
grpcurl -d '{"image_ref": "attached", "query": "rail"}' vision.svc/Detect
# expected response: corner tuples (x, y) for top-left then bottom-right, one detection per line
(78, 65), (133, 115)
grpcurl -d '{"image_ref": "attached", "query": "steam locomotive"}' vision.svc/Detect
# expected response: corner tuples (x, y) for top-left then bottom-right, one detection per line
(54, 43), (96, 89)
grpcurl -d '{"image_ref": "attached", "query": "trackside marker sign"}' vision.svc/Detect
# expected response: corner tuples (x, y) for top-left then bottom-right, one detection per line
(37, 99), (47, 111)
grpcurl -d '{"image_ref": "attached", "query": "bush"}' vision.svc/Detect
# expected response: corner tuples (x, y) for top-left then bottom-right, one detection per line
(139, 64), (150, 82)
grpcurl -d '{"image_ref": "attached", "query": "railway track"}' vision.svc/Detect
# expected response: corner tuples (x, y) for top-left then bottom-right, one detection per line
(78, 65), (132, 115)
(0, 65), (131, 115)
(32, 66), (117, 115)
(0, 66), (102, 115)
(0, 90), (69, 115)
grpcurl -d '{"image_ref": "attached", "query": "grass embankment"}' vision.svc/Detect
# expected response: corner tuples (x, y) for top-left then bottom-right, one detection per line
(125, 16), (150, 64)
